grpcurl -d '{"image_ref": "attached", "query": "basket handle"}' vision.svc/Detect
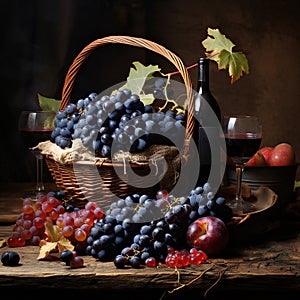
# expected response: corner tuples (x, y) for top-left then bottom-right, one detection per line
(60, 35), (195, 158)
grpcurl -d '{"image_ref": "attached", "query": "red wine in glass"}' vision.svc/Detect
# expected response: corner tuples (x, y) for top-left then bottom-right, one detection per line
(222, 115), (262, 214)
(20, 128), (53, 149)
(224, 133), (262, 163)
(19, 111), (55, 198)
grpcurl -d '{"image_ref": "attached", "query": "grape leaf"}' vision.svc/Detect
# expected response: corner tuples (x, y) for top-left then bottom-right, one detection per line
(37, 93), (60, 128)
(45, 221), (59, 242)
(119, 61), (161, 106)
(0, 238), (6, 248)
(37, 222), (74, 260)
(37, 240), (58, 260)
(37, 238), (74, 260)
(202, 28), (249, 83)
(38, 93), (61, 112)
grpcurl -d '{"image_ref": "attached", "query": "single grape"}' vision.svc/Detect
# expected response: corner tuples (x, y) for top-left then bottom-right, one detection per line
(60, 249), (74, 265)
(145, 257), (157, 267)
(114, 254), (128, 269)
(1, 251), (20, 266)
(128, 255), (141, 268)
(69, 256), (84, 268)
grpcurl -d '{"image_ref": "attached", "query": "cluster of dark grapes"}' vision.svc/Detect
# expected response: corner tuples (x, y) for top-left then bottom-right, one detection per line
(85, 182), (233, 268)
(85, 192), (162, 262)
(187, 183), (233, 224)
(50, 81), (186, 158)
(71, 88), (185, 158)
(51, 92), (97, 148)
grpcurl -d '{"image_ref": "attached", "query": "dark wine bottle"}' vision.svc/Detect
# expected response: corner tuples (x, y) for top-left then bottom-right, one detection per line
(193, 57), (222, 187)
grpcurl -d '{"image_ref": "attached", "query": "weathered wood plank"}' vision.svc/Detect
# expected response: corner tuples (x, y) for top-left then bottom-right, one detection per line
(1, 182), (300, 299)
(1, 228), (299, 292)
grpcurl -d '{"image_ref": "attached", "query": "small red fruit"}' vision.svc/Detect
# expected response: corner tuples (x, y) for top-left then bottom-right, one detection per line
(70, 256), (84, 268)
(186, 216), (229, 256)
(258, 147), (273, 164)
(268, 143), (296, 166)
(245, 151), (267, 166)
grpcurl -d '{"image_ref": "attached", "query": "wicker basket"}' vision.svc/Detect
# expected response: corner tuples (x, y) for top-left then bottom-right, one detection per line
(44, 36), (195, 208)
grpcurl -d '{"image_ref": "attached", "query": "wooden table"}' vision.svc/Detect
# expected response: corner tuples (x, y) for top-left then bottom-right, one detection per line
(0, 182), (300, 300)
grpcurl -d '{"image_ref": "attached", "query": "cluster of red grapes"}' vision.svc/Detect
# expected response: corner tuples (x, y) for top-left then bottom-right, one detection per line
(7, 193), (65, 247)
(54, 201), (104, 253)
(7, 192), (104, 254)
(165, 247), (208, 268)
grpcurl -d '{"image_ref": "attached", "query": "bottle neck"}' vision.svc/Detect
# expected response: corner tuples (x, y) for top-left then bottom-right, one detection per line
(195, 57), (221, 122)
(197, 58), (210, 90)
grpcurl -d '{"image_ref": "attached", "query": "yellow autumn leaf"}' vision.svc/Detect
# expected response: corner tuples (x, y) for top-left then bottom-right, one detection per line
(37, 238), (74, 260)
(37, 240), (58, 260)
(57, 238), (75, 253)
(0, 238), (6, 248)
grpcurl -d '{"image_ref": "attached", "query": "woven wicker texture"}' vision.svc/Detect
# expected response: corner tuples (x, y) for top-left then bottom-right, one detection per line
(45, 36), (195, 208)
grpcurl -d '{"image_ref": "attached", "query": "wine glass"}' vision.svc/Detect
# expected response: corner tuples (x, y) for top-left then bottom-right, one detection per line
(18, 110), (55, 198)
(222, 115), (262, 214)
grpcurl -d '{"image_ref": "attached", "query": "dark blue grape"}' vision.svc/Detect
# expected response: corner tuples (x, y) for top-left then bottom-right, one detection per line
(60, 250), (74, 265)
(114, 254), (128, 268)
(76, 99), (85, 109)
(152, 227), (164, 242)
(128, 256), (141, 268)
(101, 144), (111, 157)
(154, 77), (167, 88)
(144, 105), (153, 113)
(100, 133), (113, 145)
(140, 225), (153, 235)
(216, 197), (226, 206)
(60, 128), (72, 138)
(198, 204), (209, 217)
(65, 103), (77, 115)
(56, 110), (67, 120)
(1, 251), (20, 266)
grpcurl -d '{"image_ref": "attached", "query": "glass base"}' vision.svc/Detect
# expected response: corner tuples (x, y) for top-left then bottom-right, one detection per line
(227, 197), (256, 215)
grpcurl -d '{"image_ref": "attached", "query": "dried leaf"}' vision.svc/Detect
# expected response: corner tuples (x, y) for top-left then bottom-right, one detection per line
(45, 221), (59, 242)
(0, 238), (6, 248)
(57, 238), (75, 253)
(37, 238), (74, 260)
(37, 240), (58, 260)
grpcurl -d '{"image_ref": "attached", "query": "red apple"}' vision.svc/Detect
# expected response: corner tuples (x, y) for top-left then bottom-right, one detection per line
(245, 151), (267, 166)
(258, 147), (273, 163)
(268, 143), (296, 166)
(186, 216), (229, 256)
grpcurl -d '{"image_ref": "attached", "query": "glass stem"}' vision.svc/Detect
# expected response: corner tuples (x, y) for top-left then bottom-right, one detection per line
(234, 163), (244, 214)
(35, 151), (44, 193)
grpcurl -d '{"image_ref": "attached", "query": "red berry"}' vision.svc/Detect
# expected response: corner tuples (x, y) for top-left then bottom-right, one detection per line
(145, 257), (157, 267)
(156, 190), (169, 200)
(70, 256), (84, 268)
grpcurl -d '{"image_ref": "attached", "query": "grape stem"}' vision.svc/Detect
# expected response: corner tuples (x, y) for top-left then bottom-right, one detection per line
(159, 264), (214, 300)
(167, 52), (221, 77)
(167, 63), (198, 76)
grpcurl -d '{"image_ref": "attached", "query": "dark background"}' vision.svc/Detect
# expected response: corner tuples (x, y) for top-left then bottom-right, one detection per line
(1, 0), (299, 183)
